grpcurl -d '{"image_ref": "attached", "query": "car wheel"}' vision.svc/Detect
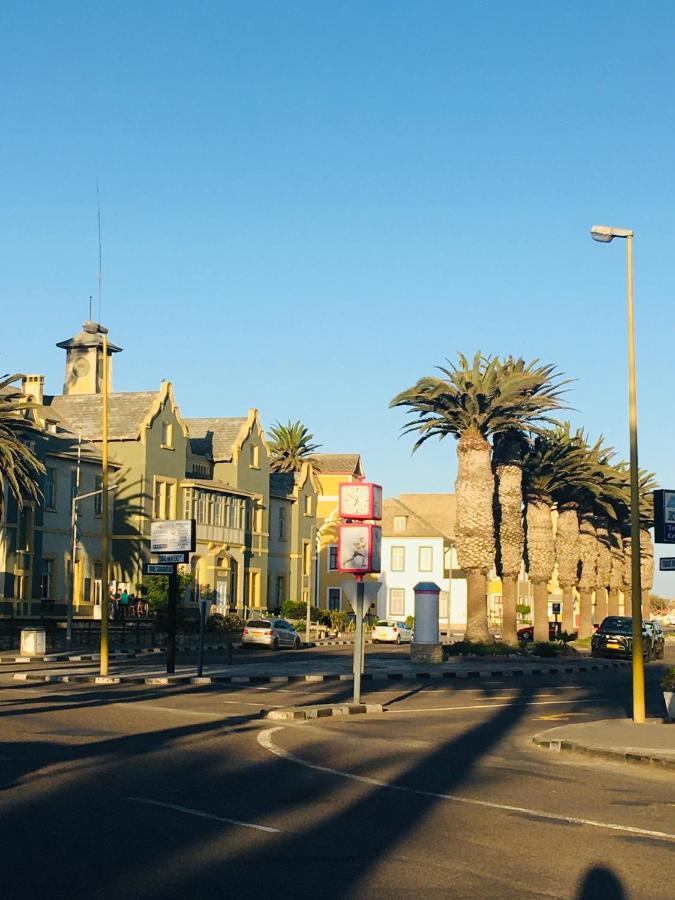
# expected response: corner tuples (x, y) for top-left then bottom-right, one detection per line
(294, 637), (301, 649)
(272, 638), (280, 651)
(396, 635), (401, 645)
(372, 639), (378, 644)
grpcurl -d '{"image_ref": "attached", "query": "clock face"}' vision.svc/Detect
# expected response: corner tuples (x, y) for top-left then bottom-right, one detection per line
(340, 484), (370, 516)
(72, 355), (90, 378)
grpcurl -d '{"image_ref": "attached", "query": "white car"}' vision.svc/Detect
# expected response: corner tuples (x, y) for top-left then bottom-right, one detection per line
(241, 618), (302, 650)
(372, 619), (413, 644)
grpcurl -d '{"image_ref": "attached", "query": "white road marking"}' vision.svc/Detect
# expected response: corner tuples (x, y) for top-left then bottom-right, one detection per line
(386, 698), (610, 714)
(257, 728), (675, 844)
(129, 797), (280, 833)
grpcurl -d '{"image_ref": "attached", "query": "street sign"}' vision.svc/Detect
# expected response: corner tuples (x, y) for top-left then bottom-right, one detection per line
(552, 602), (561, 615)
(659, 558), (675, 572)
(144, 563), (175, 575)
(151, 519), (196, 554)
(155, 552), (190, 564)
(342, 579), (382, 615)
(654, 490), (675, 544)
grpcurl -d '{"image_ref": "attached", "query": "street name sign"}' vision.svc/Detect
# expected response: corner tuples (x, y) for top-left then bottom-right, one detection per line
(155, 552), (190, 564)
(659, 558), (675, 572)
(144, 563), (175, 575)
(150, 519), (196, 554)
(654, 490), (675, 544)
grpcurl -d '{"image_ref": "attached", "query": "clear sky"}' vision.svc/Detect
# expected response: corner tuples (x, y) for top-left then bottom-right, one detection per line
(2, 2), (674, 593)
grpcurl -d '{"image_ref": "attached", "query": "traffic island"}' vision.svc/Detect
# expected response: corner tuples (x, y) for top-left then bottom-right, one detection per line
(264, 703), (385, 721)
(533, 718), (675, 770)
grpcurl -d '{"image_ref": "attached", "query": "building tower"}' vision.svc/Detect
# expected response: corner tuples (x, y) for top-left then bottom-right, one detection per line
(56, 322), (122, 395)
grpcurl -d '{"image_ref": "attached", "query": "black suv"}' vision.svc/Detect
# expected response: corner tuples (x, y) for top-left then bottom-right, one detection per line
(644, 620), (665, 660)
(591, 616), (651, 661)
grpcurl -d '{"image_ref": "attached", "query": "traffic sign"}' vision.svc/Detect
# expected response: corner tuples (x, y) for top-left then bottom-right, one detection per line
(552, 602), (561, 615)
(659, 558), (675, 572)
(155, 552), (189, 564)
(144, 563), (175, 575)
(341, 579), (382, 615)
(654, 490), (675, 544)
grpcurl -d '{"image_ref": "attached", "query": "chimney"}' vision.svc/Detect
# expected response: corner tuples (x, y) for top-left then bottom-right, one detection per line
(22, 374), (45, 405)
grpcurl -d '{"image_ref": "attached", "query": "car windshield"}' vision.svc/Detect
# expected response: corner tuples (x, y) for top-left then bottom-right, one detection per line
(599, 617), (632, 635)
(375, 621), (392, 627)
(246, 620), (270, 629)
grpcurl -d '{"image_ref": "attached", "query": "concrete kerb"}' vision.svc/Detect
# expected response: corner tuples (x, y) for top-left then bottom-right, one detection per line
(265, 703), (384, 721)
(533, 726), (675, 771)
(11, 659), (630, 687)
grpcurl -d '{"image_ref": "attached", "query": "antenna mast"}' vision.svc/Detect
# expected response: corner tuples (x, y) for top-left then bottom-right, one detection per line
(96, 178), (103, 322)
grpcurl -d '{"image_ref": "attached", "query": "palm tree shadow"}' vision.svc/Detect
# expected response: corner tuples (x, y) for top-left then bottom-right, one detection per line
(576, 865), (627, 899)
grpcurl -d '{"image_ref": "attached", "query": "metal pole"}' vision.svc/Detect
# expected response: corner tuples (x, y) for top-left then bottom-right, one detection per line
(67, 496), (77, 649)
(167, 567), (177, 674)
(353, 577), (364, 704)
(447, 543), (454, 641)
(626, 234), (645, 723)
(197, 599), (207, 677)
(100, 331), (110, 676)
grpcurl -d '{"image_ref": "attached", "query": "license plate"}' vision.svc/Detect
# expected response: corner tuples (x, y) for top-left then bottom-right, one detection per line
(606, 642), (620, 649)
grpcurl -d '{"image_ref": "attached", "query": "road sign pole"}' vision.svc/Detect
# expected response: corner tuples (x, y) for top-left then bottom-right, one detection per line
(167, 567), (178, 675)
(197, 599), (207, 677)
(353, 577), (364, 704)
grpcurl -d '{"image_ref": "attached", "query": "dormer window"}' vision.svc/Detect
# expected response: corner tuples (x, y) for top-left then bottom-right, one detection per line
(161, 421), (174, 449)
(249, 444), (260, 468)
(394, 516), (407, 532)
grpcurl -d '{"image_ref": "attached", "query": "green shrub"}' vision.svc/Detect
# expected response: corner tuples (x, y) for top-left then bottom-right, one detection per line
(280, 600), (323, 622)
(559, 631), (577, 643)
(405, 615), (415, 629)
(531, 641), (559, 658)
(446, 640), (521, 657)
(660, 669), (675, 692)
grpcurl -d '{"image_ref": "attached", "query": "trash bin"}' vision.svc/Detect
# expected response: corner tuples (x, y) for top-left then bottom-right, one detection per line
(20, 627), (46, 656)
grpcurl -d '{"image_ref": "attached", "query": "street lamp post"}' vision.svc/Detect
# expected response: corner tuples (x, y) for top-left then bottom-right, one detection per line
(83, 321), (111, 677)
(590, 225), (645, 723)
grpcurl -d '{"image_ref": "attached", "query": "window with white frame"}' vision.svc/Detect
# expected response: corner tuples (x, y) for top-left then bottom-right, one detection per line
(161, 421), (174, 448)
(328, 587), (341, 611)
(278, 506), (287, 539)
(249, 444), (260, 468)
(153, 479), (176, 520)
(302, 541), (311, 576)
(393, 515), (407, 532)
(389, 588), (405, 616)
(418, 546), (433, 572)
(390, 546), (405, 571)
(304, 494), (312, 515)
(328, 544), (338, 571)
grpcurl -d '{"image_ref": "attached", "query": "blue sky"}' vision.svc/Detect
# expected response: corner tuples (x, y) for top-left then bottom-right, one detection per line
(2, 2), (675, 593)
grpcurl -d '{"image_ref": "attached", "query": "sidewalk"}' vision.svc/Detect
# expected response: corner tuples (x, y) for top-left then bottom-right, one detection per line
(533, 718), (675, 770)
(11, 654), (630, 686)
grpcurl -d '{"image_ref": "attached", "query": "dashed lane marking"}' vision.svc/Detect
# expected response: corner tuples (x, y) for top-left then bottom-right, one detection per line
(257, 727), (675, 844)
(129, 797), (281, 833)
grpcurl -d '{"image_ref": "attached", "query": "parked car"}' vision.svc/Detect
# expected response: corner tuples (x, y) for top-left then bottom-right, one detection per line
(371, 619), (413, 644)
(517, 623), (561, 642)
(644, 620), (666, 660)
(591, 616), (651, 661)
(241, 617), (302, 650)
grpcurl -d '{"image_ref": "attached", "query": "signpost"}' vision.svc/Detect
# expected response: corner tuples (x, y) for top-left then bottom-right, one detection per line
(149, 519), (196, 674)
(552, 601), (561, 637)
(654, 490), (675, 544)
(338, 482), (382, 704)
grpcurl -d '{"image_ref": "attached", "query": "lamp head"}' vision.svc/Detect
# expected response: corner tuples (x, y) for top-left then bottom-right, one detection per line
(590, 224), (633, 242)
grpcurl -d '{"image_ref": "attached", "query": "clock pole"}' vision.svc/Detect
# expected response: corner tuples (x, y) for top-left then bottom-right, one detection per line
(353, 575), (365, 704)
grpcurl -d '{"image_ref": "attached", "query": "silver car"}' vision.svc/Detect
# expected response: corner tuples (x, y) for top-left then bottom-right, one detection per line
(242, 617), (302, 650)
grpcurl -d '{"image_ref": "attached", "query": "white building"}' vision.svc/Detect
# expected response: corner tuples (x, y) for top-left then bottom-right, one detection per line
(376, 494), (467, 632)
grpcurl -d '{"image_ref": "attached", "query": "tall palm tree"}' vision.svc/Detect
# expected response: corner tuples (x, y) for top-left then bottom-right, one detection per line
(607, 528), (624, 616)
(267, 420), (321, 474)
(392, 353), (568, 641)
(638, 470), (658, 621)
(593, 516), (612, 624)
(0, 375), (44, 520)
(493, 429), (527, 645)
(523, 428), (589, 641)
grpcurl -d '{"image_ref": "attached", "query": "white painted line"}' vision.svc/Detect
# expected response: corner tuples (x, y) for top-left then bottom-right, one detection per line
(386, 698), (610, 714)
(257, 728), (675, 844)
(129, 797), (280, 833)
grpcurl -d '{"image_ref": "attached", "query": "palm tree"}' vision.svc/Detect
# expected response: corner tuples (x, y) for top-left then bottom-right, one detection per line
(0, 375), (44, 520)
(607, 528), (624, 616)
(493, 430), (527, 644)
(267, 420), (321, 474)
(523, 428), (590, 642)
(392, 352), (567, 641)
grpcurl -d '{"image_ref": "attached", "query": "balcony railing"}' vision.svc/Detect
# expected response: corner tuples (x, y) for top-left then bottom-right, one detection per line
(196, 522), (245, 547)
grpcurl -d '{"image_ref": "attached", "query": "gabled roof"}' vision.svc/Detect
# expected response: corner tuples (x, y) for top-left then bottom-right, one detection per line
(311, 453), (363, 476)
(398, 493), (456, 540)
(185, 417), (248, 462)
(382, 494), (456, 539)
(43, 382), (185, 443)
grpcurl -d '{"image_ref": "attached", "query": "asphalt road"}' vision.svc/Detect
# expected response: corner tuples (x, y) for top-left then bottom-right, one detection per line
(0, 660), (673, 898)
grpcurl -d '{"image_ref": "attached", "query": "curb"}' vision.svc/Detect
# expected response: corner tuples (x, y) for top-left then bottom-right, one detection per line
(265, 702), (384, 721)
(0, 648), (165, 664)
(12, 659), (630, 687)
(532, 731), (675, 771)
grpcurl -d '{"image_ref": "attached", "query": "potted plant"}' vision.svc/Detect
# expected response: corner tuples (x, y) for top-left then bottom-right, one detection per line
(661, 669), (675, 721)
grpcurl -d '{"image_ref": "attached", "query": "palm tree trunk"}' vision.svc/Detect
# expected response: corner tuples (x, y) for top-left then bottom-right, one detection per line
(456, 428), (494, 642)
(532, 581), (549, 642)
(607, 587), (620, 616)
(640, 528), (653, 622)
(594, 587), (608, 624)
(561, 585), (575, 634)
(466, 572), (489, 641)
(526, 498), (555, 643)
(501, 575), (518, 644)
(579, 589), (593, 638)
